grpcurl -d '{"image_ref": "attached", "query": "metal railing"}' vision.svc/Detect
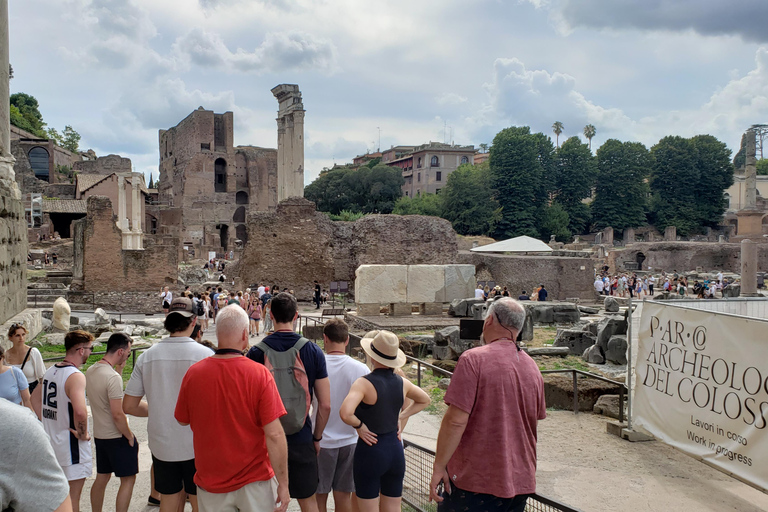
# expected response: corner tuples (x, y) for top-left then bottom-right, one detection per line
(27, 290), (95, 310)
(402, 440), (583, 512)
(43, 344), (151, 370)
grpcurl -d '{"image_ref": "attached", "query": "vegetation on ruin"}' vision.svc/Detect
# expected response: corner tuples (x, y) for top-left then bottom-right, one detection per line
(758, 159), (768, 175)
(10, 92), (81, 152)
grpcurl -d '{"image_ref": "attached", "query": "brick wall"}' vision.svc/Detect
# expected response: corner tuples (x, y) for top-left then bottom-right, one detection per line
(82, 196), (178, 292)
(607, 242), (768, 273)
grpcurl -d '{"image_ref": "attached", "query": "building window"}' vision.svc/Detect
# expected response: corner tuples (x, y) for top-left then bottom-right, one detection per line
(201, 143), (210, 151)
(436, 188), (441, 194)
(417, 190), (420, 196)
(405, 191), (409, 197)
(417, 172), (421, 183)
(461, 155), (469, 164)
(436, 171), (442, 181)
(215, 158), (227, 192)
(417, 157), (422, 168)
(236, 191), (249, 204)
(29, 147), (50, 181)
(430, 156), (439, 167)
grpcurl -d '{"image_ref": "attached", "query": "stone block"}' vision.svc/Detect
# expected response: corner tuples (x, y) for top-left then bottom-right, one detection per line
(52, 297), (71, 332)
(597, 315), (628, 349)
(406, 265), (446, 303)
(114, 324), (135, 336)
(356, 304), (381, 316)
(527, 346), (569, 356)
(437, 378), (452, 390)
(94, 308), (110, 325)
(449, 338), (475, 355)
(389, 303), (412, 316)
(578, 305), (600, 315)
(419, 302), (443, 316)
(604, 297), (620, 312)
(355, 265), (408, 304)
(448, 298), (483, 317)
(434, 326), (459, 347)
(605, 335), (628, 365)
(432, 345), (456, 360)
(444, 265), (476, 301)
(553, 329), (597, 355)
(552, 304), (581, 324)
(471, 303), (487, 320)
(582, 344), (605, 364)
(594, 394), (624, 420)
(518, 308), (534, 341)
(302, 325), (324, 340)
(527, 304), (554, 324)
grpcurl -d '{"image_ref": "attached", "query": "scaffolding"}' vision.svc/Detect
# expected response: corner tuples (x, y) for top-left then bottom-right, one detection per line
(26, 193), (42, 228)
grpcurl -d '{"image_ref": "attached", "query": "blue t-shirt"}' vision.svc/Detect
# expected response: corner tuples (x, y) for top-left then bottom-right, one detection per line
(0, 367), (28, 405)
(538, 288), (548, 301)
(247, 331), (328, 445)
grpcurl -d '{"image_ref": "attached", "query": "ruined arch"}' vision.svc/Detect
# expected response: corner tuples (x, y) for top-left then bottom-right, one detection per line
(233, 206), (246, 223)
(29, 146), (50, 180)
(216, 224), (229, 251)
(214, 158), (227, 192)
(235, 224), (248, 244)
(236, 191), (249, 204)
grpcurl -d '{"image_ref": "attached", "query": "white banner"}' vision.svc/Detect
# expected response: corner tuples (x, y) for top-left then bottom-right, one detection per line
(635, 301), (768, 491)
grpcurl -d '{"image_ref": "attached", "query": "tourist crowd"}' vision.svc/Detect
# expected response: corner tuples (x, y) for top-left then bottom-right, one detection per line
(594, 269), (729, 299)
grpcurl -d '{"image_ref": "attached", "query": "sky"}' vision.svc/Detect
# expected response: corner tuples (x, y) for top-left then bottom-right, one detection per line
(9, 0), (768, 185)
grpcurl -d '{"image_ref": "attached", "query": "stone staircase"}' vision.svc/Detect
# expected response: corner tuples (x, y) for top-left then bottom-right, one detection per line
(26, 270), (93, 310)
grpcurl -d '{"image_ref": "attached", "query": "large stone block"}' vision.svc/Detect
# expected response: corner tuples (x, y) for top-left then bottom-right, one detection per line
(527, 303), (554, 324)
(52, 297), (71, 332)
(597, 316), (628, 351)
(355, 265), (408, 304)
(552, 304), (581, 324)
(444, 265), (476, 301)
(389, 303), (412, 316)
(553, 329), (596, 355)
(356, 304), (380, 316)
(434, 326), (459, 347)
(419, 302), (443, 316)
(517, 308), (534, 342)
(448, 298), (483, 317)
(406, 265), (446, 303)
(605, 335), (628, 365)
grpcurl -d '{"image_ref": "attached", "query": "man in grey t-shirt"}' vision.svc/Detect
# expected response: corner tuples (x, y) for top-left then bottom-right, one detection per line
(0, 398), (71, 512)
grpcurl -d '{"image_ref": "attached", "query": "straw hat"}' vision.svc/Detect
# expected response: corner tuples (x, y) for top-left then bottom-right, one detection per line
(360, 330), (406, 368)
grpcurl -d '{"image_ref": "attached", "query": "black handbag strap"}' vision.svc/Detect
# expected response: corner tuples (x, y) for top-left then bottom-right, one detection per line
(20, 348), (31, 370)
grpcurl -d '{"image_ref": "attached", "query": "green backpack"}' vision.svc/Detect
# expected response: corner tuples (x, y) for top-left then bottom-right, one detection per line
(257, 338), (312, 435)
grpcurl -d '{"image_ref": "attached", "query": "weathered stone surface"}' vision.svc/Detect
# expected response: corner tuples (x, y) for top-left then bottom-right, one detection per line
(389, 303), (412, 316)
(52, 297), (71, 332)
(543, 375), (622, 412)
(419, 302), (443, 316)
(437, 378), (451, 390)
(434, 326), (459, 347)
(356, 304), (381, 316)
(593, 394), (624, 419)
(355, 265), (408, 304)
(94, 308), (111, 325)
(471, 303), (487, 320)
(596, 315), (627, 349)
(45, 333), (66, 346)
(527, 304), (554, 324)
(604, 297), (620, 312)
(302, 325), (324, 340)
(605, 335), (628, 365)
(527, 346), (569, 356)
(444, 265), (476, 301)
(431, 360), (457, 372)
(582, 344), (605, 364)
(518, 308), (534, 341)
(432, 345), (456, 360)
(578, 305), (600, 315)
(552, 304), (581, 324)
(448, 298), (483, 317)
(723, 284), (741, 298)
(406, 265), (446, 303)
(553, 329), (596, 355)
(114, 324), (135, 336)
(0, 309), (43, 349)
(449, 338), (475, 355)
(0, 177), (27, 328)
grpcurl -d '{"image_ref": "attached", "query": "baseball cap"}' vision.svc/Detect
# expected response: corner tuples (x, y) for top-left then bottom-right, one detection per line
(168, 297), (195, 318)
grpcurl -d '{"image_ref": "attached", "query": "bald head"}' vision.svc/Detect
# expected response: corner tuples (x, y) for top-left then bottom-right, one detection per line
(216, 305), (249, 350)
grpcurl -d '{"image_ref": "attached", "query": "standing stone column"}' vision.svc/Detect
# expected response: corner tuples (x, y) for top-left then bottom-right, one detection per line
(745, 128), (757, 210)
(130, 173), (143, 250)
(0, 0), (10, 169)
(741, 239), (758, 296)
(117, 175), (127, 231)
(272, 84), (305, 202)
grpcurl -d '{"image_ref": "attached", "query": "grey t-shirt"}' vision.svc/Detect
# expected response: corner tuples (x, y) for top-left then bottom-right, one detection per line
(0, 398), (69, 512)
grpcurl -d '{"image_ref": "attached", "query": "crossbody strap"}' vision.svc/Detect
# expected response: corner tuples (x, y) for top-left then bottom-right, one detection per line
(20, 347), (31, 370)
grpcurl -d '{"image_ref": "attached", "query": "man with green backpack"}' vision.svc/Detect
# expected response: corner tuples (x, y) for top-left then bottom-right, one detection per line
(247, 293), (331, 512)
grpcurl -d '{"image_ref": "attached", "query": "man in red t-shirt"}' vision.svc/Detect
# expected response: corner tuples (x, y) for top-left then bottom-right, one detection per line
(429, 298), (546, 512)
(175, 305), (289, 512)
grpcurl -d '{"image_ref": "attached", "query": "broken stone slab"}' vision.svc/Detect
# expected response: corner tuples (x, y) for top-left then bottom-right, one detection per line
(596, 315), (627, 349)
(448, 298), (483, 317)
(604, 297), (620, 313)
(45, 333), (66, 346)
(449, 338), (475, 355)
(518, 308), (534, 342)
(94, 308), (110, 325)
(434, 326), (459, 347)
(432, 345), (456, 361)
(605, 335), (628, 365)
(552, 304), (581, 324)
(593, 394), (625, 420)
(401, 335), (435, 351)
(525, 304), (554, 324)
(578, 305), (600, 315)
(431, 360), (457, 372)
(471, 303), (487, 320)
(389, 303), (412, 316)
(437, 378), (452, 390)
(113, 324), (135, 336)
(723, 284), (741, 298)
(443, 265), (477, 302)
(526, 346), (570, 356)
(52, 297), (71, 332)
(553, 329), (597, 355)
(582, 344), (605, 364)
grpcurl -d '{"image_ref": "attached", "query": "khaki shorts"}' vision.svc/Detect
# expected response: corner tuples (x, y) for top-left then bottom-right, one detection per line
(62, 461), (93, 481)
(198, 478), (277, 512)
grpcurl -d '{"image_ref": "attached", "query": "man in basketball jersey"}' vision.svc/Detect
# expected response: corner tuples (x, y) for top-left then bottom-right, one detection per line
(41, 330), (95, 512)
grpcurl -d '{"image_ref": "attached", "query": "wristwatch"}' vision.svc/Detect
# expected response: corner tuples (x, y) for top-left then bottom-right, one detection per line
(354, 420), (363, 429)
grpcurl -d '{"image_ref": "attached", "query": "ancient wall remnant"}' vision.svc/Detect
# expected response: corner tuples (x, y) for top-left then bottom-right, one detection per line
(238, 198), (458, 299)
(80, 196), (177, 292)
(607, 242), (768, 273)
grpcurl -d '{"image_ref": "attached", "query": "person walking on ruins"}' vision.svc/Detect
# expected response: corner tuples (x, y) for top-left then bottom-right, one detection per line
(314, 280), (322, 309)
(340, 331), (430, 512)
(429, 298), (546, 512)
(160, 286), (172, 315)
(474, 285), (485, 300)
(648, 275), (655, 295)
(175, 305), (289, 512)
(248, 295), (263, 337)
(123, 297), (213, 512)
(315, 318), (369, 512)
(6, 322), (45, 416)
(86, 333), (138, 512)
(247, 292), (332, 512)
(41, 330), (95, 512)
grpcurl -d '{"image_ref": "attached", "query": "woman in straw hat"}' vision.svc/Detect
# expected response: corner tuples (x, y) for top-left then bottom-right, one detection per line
(340, 330), (430, 512)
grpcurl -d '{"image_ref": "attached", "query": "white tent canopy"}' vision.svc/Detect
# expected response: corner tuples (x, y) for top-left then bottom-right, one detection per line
(470, 235), (553, 253)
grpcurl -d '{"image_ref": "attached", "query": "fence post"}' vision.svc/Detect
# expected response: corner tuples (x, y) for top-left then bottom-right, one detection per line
(572, 370), (578, 414)
(417, 360), (422, 388)
(627, 297), (634, 430)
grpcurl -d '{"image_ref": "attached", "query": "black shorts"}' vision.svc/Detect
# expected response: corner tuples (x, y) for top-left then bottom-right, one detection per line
(438, 482), (531, 512)
(288, 442), (318, 499)
(95, 437), (139, 477)
(152, 455), (197, 495)
(162, 301), (170, 310)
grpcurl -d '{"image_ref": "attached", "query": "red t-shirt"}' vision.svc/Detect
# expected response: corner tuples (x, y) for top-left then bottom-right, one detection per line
(175, 356), (286, 493)
(444, 341), (546, 498)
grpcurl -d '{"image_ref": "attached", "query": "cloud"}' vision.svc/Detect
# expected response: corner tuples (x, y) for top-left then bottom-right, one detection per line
(435, 92), (468, 106)
(172, 28), (339, 74)
(560, 0), (768, 43)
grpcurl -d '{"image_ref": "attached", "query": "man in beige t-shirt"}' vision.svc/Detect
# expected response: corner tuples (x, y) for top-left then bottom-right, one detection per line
(85, 333), (138, 512)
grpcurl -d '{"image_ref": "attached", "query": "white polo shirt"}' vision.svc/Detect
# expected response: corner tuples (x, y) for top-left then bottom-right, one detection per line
(125, 336), (212, 462)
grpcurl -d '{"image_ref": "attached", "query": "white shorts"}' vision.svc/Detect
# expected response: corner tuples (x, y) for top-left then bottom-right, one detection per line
(62, 461), (93, 481)
(198, 478), (277, 512)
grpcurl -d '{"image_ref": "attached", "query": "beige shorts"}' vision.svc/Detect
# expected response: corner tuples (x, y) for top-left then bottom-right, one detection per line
(62, 461), (93, 481)
(198, 478), (278, 512)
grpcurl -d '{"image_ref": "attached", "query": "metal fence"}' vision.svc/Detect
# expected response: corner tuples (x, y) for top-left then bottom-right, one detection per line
(42, 343), (151, 369)
(402, 440), (583, 512)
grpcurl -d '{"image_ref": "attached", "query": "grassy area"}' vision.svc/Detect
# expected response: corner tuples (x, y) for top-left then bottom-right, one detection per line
(38, 343), (151, 383)
(535, 355), (590, 372)
(403, 366), (448, 415)
(27, 269), (48, 279)
(528, 326), (558, 348)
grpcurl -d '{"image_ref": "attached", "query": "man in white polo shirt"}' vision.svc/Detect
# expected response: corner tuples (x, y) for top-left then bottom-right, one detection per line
(123, 297), (213, 512)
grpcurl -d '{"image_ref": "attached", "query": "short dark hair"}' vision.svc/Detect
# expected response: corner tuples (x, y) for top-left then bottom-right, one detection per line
(323, 318), (348, 344)
(106, 332), (132, 354)
(270, 292), (297, 323)
(191, 323), (202, 340)
(65, 330), (94, 351)
(164, 313), (195, 333)
(7, 323), (27, 338)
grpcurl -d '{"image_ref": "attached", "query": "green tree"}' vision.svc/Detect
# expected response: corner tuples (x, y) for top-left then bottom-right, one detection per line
(490, 126), (554, 238)
(478, 143), (489, 153)
(441, 162), (500, 235)
(392, 193), (443, 216)
(539, 202), (571, 242)
(591, 139), (651, 230)
(583, 124), (596, 150)
(757, 159), (768, 175)
(733, 133), (746, 170)
(690, 135), (733, 228)
(304, 164), (403, 214)
(10, 92), (46, 137)
(554, 136), (596, 234)
(552, 121), (564, 148)
(148, 173), (155, 189)
(649, 136), (700, 235)
(61, 125), (81, 153)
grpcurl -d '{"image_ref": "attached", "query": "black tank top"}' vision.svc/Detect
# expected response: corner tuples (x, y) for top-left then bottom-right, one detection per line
(354, 368), (404, 435)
